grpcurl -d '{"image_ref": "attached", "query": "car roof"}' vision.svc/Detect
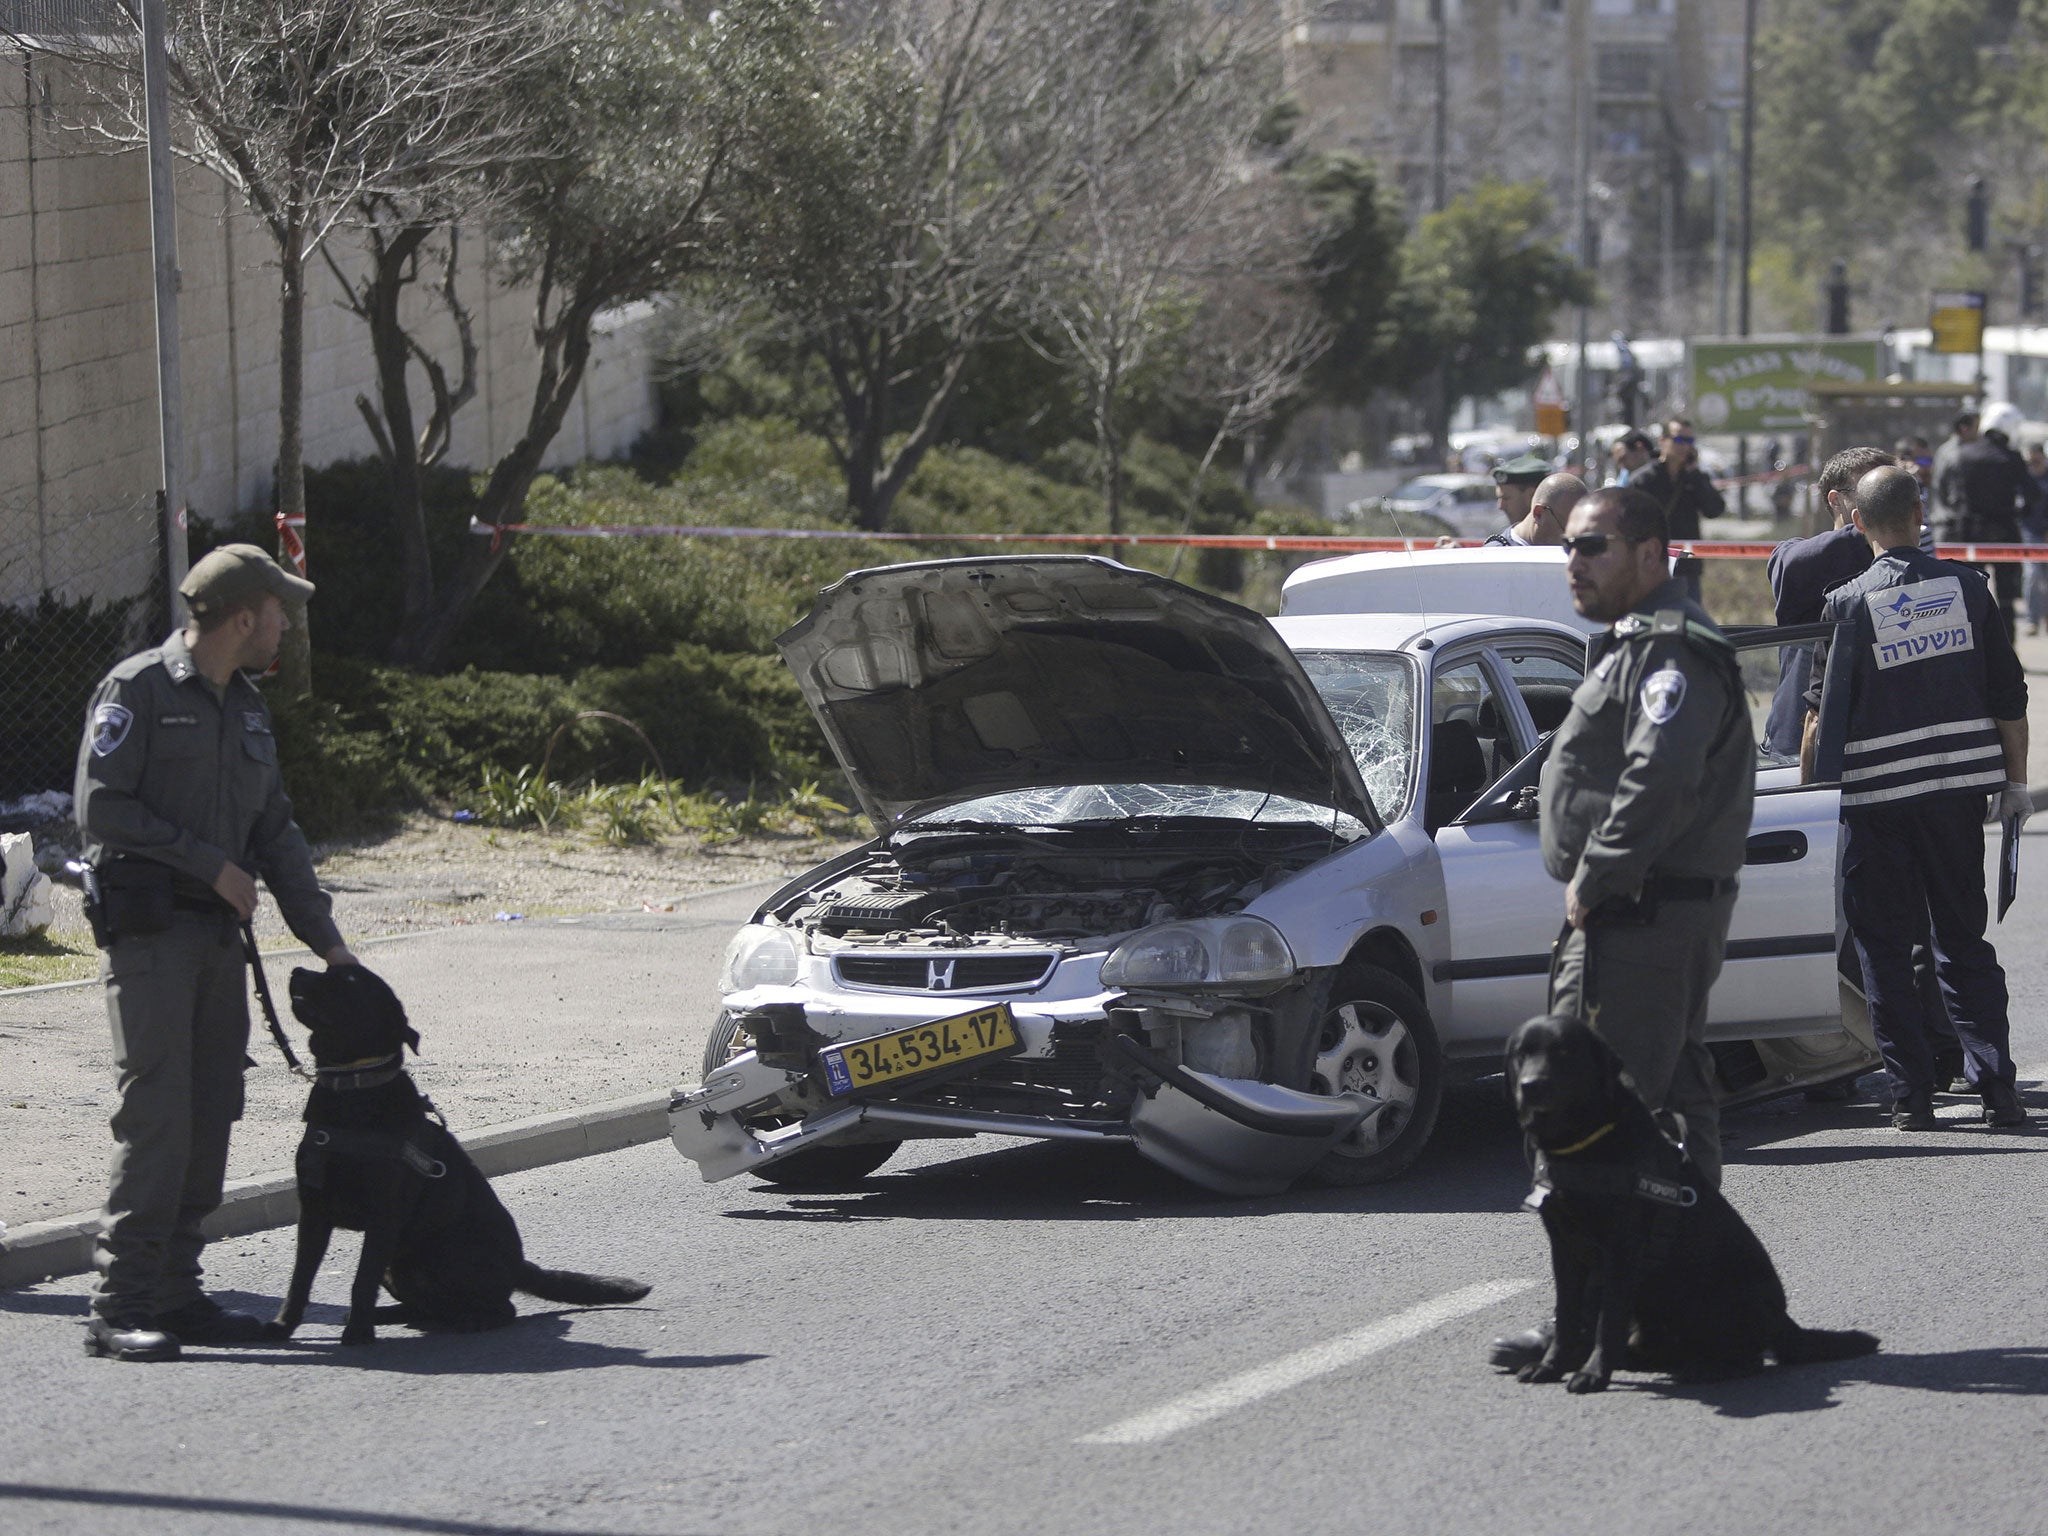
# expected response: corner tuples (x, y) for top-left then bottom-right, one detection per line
(1390, 473), (1491, 491)
(1280, 547), (1604, 634)
(1271, 611), (1585, 654)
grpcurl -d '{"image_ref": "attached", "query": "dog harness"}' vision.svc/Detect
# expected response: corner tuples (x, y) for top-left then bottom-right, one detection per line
(1524, 1116), (1700, 1270)
(297, 1122), (449, 1186)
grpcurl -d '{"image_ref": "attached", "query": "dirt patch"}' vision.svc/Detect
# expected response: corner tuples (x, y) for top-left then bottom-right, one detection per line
(12, 811), (860, 978)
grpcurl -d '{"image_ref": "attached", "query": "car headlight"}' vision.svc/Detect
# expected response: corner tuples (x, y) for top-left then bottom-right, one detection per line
(1100, 916), (1295, 990)
(718, 924), (800, 994)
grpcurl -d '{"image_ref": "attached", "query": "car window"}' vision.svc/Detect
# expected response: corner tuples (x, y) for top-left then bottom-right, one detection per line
(1426, 659), (1510, 829)
(1294, 651), (1417, 823)
(1457, 485), (1494, 503)
(1496, 648), (1583, 738)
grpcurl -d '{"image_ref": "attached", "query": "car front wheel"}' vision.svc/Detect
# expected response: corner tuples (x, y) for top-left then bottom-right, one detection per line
(701, 1011), (900, 1189)
(1297, 964), (1443, 1187)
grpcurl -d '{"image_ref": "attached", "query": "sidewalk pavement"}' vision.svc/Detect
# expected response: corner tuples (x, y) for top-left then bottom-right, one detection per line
(0, 879), (773, 1287)
(8, 629), (2048, 1289)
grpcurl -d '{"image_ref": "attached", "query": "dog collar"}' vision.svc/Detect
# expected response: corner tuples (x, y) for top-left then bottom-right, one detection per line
(1546, 1121), (1616, 1156)
(316, 1053), (405, 1091)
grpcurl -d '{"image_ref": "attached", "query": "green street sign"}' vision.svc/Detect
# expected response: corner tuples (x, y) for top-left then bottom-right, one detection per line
(1688, 337), (1884, 433)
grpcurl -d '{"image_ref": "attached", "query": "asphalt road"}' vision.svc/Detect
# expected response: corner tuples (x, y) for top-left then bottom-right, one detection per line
(6, 847), (2048, 1536)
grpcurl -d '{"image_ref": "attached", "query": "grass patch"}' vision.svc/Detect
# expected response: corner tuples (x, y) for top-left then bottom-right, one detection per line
(0, 928), (99, 989)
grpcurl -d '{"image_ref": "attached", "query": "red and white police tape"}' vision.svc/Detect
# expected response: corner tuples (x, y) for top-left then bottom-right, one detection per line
(466, 515), (2048, 562)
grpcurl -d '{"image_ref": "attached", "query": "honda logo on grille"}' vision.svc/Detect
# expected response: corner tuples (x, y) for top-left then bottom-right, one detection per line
(927, 959), (957, 990)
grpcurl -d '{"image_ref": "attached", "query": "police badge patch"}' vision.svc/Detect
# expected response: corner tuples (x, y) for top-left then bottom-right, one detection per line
(1640, 666), (1687, 724)
(90, 702), (134, 757)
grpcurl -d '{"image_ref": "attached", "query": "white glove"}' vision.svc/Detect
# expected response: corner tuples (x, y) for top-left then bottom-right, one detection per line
(1993, 781), (2033, 825)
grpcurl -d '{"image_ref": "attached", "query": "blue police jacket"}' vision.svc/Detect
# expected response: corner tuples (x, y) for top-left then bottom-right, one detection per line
(1804, 546), (2026, 810)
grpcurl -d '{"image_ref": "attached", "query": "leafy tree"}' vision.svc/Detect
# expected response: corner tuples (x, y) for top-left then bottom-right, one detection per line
(1392, 181), (1591, 445)
(376, 0), (817, 669)
(729, 0), (1272, 531)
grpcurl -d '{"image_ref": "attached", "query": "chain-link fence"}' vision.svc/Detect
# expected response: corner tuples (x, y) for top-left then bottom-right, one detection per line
(1, 491), (166, 801)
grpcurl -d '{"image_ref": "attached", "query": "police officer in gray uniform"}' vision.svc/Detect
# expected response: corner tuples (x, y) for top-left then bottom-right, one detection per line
(74, 544), (356, 1361)
(1541, 485), (1753, 1184)
(1488, 484), (1754, 1372)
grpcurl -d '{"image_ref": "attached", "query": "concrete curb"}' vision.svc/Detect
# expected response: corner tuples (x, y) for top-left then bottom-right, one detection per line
(0, 1091), (670, 1290)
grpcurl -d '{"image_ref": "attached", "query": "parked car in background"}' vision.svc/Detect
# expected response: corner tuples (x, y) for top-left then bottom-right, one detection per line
(668, 552), (1876, 1199)
(1357, 473), (1500, 540)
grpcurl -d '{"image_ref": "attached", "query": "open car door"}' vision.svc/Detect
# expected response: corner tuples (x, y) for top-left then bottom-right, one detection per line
(1434, 621), (1878, 1099)
(1703, 623), (1878, 1104)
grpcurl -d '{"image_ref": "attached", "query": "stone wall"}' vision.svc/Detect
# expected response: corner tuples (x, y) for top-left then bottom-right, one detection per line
(0, 51), (661, 609)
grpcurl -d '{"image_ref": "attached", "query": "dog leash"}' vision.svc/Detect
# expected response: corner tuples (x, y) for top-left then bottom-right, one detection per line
(241, 921), (315, 1081)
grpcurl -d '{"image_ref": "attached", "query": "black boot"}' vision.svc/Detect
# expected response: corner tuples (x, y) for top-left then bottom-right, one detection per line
(1486, 1317), (1555, 1371)
(153, 1297), (269, 1345)
(1890, 1090), (1938, 1131)
(85, 1315), (181, 1362)
(1981, 1077), (2030, 1129)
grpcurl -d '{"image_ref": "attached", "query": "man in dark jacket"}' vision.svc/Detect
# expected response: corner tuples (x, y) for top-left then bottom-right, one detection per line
(1936, 405), (2041, 639)
(1629, 417), (1726, 542)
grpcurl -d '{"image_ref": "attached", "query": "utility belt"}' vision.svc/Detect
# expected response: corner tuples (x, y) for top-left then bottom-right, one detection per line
(1588, 872), (1737, 928)
(79, 855), (234, 948)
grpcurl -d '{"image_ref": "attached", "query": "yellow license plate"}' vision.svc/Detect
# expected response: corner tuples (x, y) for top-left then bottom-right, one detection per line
(818, 1004), (1021, 1096)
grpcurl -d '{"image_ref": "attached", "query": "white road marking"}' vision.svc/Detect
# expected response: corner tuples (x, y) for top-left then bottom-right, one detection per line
(1077, 1277), (1539, 1446)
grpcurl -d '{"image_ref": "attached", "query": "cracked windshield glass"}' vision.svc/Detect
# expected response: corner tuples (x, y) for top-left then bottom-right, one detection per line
(910, 652), (1414, 829)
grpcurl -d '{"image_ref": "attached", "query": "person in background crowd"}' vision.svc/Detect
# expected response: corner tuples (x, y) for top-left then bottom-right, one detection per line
(1609, 429), (1654, 488)
(2024, 441), (2048, 636)
(1802, 466), (2030, 1132)
(1484, 472), (1586, 547)
(1930, 410), (1978, 538)
(1937, 401), (2040, 640)
(1629, 418), (1725, 542)
(1895, 435), (1939, 554)
(1489, 454), (1552, 534)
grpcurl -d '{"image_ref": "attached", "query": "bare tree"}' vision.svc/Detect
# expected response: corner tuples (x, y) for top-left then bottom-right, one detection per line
(12, 0), (556, 692)
(1028, 23), (1282, 533)
(1165, 275), (1331, 576)
(733, 0), (1272, 531)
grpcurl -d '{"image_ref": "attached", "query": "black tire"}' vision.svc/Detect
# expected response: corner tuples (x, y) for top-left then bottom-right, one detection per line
(701, 1011), (901, 1188)
(1295, 964), (1444, 1187)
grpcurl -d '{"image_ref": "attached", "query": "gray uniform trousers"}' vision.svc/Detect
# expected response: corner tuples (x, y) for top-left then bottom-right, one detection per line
(95, 911), (249, 1320)
(1548, 888), (1736, 1188)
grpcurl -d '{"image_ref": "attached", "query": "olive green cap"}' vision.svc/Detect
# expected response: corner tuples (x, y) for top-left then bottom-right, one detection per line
(179, 542), (316, 615)
(1491, 454), (1552, 485)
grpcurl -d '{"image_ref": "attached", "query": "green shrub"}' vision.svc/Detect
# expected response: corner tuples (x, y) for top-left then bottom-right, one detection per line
(267, 687), (420, 843)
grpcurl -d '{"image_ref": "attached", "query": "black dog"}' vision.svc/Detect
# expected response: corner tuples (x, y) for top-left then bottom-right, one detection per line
(1504, 1013), (1877, 1393)
(268, 964), (650, 1346)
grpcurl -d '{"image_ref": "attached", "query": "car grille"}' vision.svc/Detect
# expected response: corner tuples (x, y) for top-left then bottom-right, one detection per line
(833, 952), (1059, 992)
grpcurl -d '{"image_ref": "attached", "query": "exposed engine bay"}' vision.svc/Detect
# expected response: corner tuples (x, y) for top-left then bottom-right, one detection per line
(766, 823), (1340, 949)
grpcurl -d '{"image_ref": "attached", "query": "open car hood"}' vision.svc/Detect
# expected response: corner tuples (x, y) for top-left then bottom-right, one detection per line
(777, 556), (1379, 831)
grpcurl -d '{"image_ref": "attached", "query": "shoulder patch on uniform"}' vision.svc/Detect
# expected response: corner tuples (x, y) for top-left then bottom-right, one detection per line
(1866, 576), (1972, 671)
(242, 711), (270, 735)
(90, 702), (134, 757)
(1641, 666), (1687, 724)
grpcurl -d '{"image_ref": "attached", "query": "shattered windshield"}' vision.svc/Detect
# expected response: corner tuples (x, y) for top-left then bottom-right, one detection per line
(1293, 651), (1416, 822)
(903, 652), (1416, 831)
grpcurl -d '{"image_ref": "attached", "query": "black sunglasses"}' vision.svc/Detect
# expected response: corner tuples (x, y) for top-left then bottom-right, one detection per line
(1667, 433), (1696, 446)
(1560, 532), (1641, 558)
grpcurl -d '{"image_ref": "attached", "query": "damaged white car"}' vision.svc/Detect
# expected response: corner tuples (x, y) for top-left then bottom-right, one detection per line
(669, 551), (1875, 1196)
